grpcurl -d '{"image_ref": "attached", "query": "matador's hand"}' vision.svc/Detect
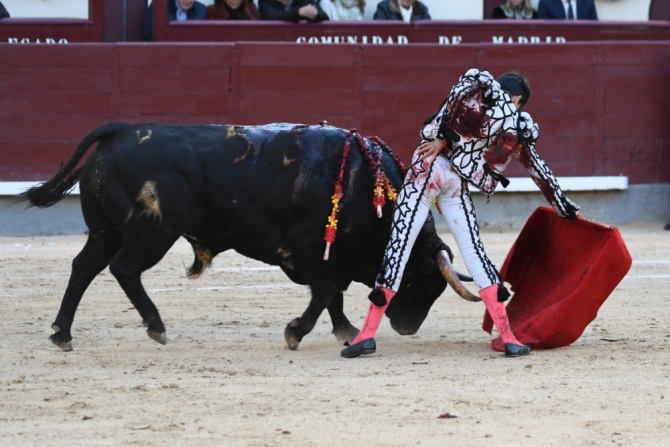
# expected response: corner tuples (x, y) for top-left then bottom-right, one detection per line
(416, 139), (446, 164)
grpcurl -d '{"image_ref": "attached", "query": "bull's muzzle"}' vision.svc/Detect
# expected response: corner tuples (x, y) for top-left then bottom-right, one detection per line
(435, 250), (481, 302)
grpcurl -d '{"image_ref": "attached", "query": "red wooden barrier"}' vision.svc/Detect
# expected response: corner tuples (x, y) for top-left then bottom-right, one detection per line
(1, 42), (669, 183)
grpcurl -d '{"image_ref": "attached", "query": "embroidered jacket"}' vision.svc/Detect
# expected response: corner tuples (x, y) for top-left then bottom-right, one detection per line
(421, 69), (579, 219)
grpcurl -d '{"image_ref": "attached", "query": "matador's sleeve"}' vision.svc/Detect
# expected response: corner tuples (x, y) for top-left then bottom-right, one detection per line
(515, 112), (580, 220)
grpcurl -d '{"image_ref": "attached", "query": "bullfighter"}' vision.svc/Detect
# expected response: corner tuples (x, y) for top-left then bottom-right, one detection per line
(342, 69), (580, 358)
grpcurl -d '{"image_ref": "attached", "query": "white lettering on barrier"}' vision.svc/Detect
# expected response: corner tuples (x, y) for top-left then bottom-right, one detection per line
(8, 37), (69, 44)
(438, 36), (462, 45)
(296, 35), (567, 45)
(492, 36), (567, 44)
(297, 35), (409, 45)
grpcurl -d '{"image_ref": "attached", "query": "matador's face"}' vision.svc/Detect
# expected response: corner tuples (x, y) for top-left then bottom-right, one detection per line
(511, 95), (524, 111)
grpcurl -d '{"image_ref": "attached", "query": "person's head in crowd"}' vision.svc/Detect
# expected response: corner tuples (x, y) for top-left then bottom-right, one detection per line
(143, 0), (208, 41)
(321, 0), (365, 21)
(372, 0), (430, 22)
(224, 0), (242, 8)
(209, 0), (261, 20)
(177, 0), (196, 13)
(171, 0), (207, 20)
(496, 72), (531, 111)
(493, 0), (537, 20)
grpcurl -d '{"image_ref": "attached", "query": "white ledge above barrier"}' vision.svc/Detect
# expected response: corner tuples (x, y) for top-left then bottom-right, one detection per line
(0, 176), (628, 197)
(470, 176), (628, 193)
(0, 182), (81, 196)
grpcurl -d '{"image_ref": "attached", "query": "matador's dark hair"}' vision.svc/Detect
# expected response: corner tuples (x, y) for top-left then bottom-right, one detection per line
(496, 72), (531, 109)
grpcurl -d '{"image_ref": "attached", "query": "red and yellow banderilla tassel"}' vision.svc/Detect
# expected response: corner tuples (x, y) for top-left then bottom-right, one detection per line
(383, 177), (397, 202)
(373, 177), (385, 218)
(323, 132), (352, 260)
(323, 131), (401, 261)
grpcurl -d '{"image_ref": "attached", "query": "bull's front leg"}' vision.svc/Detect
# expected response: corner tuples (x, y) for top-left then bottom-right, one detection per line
(284, 282), (339, 350)
(326, 291), (359, 345)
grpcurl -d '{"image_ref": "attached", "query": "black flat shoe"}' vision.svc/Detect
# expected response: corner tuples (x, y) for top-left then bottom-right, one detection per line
(504, 343), (531, 357)
(340, 338), (376, 358)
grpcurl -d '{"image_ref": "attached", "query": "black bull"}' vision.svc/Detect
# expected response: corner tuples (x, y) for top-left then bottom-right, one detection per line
(18, 122), (475, 352)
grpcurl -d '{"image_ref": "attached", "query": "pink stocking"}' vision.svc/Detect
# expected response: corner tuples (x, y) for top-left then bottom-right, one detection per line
(479, 284), (522, 346)
(351, 288), (396, 345)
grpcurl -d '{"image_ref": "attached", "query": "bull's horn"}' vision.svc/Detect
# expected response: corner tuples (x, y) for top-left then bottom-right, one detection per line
(436, 250), (481, 302)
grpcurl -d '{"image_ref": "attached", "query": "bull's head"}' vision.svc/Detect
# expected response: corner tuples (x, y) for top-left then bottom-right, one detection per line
(385, 215), (479, 335)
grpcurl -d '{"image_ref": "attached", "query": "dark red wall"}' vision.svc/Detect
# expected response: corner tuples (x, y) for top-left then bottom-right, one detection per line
(1, 42), (669, 183)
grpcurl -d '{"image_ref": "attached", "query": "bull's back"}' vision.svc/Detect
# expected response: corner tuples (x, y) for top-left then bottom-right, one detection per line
(192, 124), (350, 260)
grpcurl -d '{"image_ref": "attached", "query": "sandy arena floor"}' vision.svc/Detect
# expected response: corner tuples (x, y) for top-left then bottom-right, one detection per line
(0, 224), (669, 446)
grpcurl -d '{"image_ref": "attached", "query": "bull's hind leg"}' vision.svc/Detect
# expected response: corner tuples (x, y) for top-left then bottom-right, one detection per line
(51, 230), (123, 351)
(108, 231), (179, 345)
(327, 291), (359, 344)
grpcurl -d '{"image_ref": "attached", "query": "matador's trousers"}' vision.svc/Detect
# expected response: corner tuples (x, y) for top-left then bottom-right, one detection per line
(377, 151), (501, 292)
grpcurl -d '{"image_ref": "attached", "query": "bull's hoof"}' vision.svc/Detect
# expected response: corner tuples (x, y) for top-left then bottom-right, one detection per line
(332, 324), (359, 344)
(147, 330), (167, 345)
(50, 334), (73, 352)
(284, 320), (302, 351)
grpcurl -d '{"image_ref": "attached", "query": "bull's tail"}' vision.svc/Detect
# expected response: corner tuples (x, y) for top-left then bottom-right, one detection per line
(15, 123), (124, 208)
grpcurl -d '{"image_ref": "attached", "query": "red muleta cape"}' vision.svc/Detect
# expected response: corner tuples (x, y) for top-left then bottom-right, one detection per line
(483, 206), (632, 352)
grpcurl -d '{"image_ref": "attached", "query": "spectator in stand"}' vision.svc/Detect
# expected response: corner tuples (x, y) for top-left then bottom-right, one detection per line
(259, 0), (329, 22)
(0, 1), (9, 19)
(143, 0), (208, 41)
(537, 0), (597, 20)
(373, 0), (430, 22)
(208, 0), (261, 20)
(493, 0), (537, 19)
(320, 0), (365, 21)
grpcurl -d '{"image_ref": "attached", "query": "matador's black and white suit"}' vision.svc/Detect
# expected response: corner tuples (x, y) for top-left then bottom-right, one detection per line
(341, 69), (579, 358)
(377, 69), (579, 293)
